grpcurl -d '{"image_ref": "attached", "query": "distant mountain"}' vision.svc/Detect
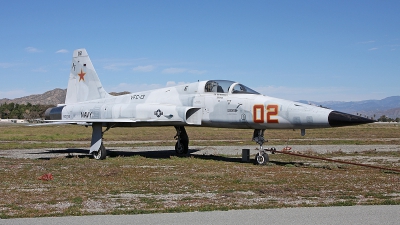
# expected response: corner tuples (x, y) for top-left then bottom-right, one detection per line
(298, 96), (400, 119)
(0, 89), (131, 106)
(0, 88), (67, 106)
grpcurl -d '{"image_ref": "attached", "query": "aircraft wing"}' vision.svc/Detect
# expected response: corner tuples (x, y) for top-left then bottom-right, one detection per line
(46, 103), (203, 126)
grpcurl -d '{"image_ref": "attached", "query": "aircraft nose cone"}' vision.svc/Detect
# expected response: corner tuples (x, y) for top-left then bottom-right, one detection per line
(328, 111), (375, 127)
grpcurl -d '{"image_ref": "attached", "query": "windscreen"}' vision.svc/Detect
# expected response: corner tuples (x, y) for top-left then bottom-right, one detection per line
(231, 83), (260, 94)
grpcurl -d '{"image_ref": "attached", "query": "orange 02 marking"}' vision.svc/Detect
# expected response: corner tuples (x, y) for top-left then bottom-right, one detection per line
(253, 105), (264, 123)
(266, 104), (279, 123)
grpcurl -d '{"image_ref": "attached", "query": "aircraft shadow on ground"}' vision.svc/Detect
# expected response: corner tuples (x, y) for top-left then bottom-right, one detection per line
(109, 148), (243, 164)
(30, 148), (92, 160)
(31, 148), (244, 163)
(31, 148), (300, 166)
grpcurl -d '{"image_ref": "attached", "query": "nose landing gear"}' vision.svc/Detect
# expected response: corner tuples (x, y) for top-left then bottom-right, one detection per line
(253, 129), (275, 165)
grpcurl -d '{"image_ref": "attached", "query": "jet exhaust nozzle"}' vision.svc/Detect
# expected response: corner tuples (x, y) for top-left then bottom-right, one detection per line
(45, 106), (65, 120)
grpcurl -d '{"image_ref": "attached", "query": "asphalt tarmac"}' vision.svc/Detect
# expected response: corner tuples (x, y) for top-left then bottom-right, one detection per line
(2, 205), (399, 225)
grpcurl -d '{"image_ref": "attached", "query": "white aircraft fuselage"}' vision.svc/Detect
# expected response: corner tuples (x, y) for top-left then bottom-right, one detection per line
(53, 81), (334, 129)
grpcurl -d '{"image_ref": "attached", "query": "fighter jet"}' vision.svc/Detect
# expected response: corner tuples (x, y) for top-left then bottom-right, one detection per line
(45, 49), (375, 164)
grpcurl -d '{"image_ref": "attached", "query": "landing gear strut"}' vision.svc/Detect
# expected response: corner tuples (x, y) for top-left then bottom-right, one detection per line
(91, 123), (112, 160)
(252, 129), (275, 165)
(174, 126), (189, 154)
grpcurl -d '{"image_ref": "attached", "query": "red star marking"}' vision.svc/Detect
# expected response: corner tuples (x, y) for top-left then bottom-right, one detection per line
(78, 69), (86, 81)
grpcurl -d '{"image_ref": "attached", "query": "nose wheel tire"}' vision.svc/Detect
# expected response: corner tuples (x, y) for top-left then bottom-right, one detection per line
(92, 143), (107, 160)
(255, 152), (269, 165)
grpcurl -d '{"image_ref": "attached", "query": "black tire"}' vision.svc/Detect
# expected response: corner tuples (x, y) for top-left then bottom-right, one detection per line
(175, 141), (188, 154)
(93, 143), (107, 160)
(255, 152), (269, 165)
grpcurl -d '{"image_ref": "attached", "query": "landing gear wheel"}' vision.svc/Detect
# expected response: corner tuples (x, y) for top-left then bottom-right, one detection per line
(255, 152), (269, 165)
(174, 126), (189, 155)
(92, 143), (107, 160)
(175, 141), (188, 154)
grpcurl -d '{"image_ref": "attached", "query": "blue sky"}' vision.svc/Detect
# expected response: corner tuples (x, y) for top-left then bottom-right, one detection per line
(0, 0), (399, 102)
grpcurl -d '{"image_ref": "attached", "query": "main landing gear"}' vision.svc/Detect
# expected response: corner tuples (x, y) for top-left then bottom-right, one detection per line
(252, 129), (275, 165)
(174, 126), (189, 154)
(91, 123), (112, 160)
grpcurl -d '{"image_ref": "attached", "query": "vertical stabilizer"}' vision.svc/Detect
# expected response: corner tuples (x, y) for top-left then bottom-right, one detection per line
(65, 49), (110, 104)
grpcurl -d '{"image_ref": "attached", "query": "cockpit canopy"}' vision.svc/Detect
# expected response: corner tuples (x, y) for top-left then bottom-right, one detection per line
(204, 80), (260, 94)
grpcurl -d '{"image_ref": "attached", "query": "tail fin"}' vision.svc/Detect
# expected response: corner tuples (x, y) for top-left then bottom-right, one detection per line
(65, 49), (110, 104)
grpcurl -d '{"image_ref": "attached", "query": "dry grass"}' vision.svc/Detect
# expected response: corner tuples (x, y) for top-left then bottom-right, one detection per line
(0, 123), (399, 218)
(0, 152), (399, 218)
